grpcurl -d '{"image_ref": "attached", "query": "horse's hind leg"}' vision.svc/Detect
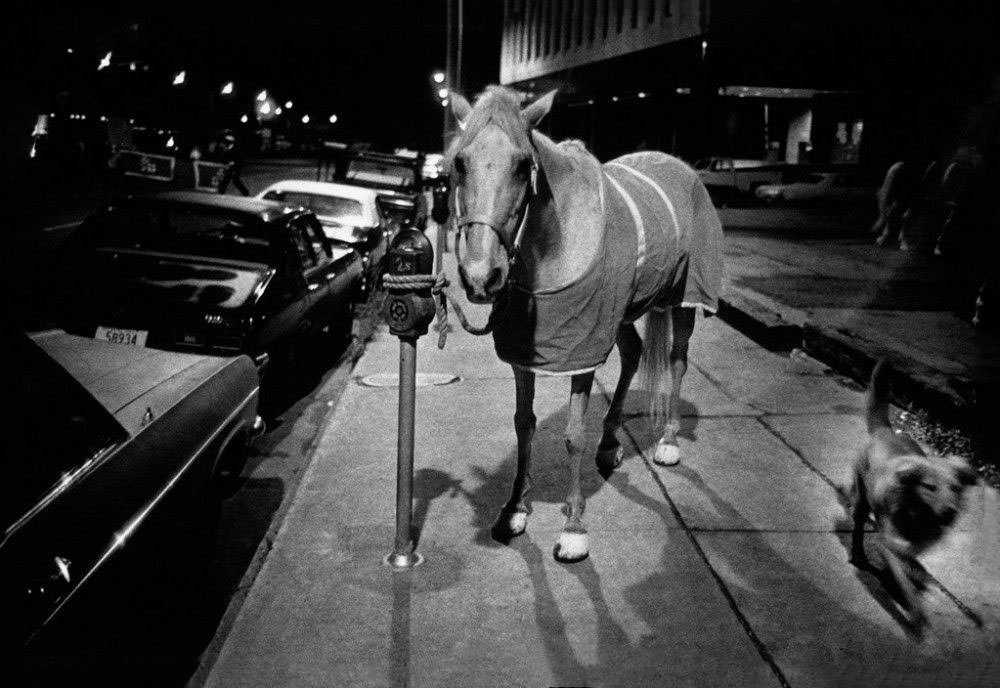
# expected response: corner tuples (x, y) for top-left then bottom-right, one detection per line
(596, 323), (642, 475)
(654, 306), (696, 466)
(495, 366), (536, 541)
(555, 372), (595, 563)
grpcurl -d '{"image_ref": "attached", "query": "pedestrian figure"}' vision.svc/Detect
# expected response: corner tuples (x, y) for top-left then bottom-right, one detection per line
(217, 132), (249, 196)
(872, 161), (914, 249)
(933, 150), (982, 257)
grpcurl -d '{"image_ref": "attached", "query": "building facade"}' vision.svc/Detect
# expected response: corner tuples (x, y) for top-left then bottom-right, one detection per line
(497, 1), (998, 171)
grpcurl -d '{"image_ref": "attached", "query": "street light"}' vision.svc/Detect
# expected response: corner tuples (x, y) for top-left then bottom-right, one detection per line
(221, 81), (234, 95)
(97, 51), (112, 71)
(240, 114), (249, 124)
(329, 114), (338, 124)
(285, 100), (293, 109)
(259, 101), (272, 115)
(275, 106), (283, 115)
(301, 114), (310, 124)
(437, 87), (449, 99)
(256, 89), (268, 102)
(433, 71), (445, 84)
(172, 70), (186, 86)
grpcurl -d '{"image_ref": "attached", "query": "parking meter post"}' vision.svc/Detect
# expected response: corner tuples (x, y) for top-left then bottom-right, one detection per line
(382, 228), (435, 570)
(388, 335), (420, 567)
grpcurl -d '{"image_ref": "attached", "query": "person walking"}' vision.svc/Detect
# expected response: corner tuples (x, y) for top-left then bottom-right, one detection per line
(217, 132), (249, 196)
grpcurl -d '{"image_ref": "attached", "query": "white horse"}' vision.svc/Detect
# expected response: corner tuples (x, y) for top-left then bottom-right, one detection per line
(447, 86), (723, 562)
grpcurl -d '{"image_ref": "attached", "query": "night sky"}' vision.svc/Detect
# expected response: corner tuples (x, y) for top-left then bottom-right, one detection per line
(7, 2), (499, 151)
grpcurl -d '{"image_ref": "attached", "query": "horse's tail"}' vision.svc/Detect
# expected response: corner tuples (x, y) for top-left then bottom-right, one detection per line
(638, 306), (671, 425)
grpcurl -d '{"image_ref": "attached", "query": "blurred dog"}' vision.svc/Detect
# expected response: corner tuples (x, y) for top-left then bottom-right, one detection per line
(848, 359), (978, 629)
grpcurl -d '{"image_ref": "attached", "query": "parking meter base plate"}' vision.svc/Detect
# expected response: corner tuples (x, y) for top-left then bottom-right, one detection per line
(383, 551), (424, 570)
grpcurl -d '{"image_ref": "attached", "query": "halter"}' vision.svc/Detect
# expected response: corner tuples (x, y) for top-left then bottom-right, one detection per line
(454, 157), (537, 266)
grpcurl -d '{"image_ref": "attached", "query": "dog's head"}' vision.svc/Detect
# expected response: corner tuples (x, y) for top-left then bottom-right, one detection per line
(894, 455), (978, 529)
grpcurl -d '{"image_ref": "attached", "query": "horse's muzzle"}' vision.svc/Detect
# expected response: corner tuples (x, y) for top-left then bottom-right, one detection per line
(458, 261), (505, 303)
(457, 221), (510, 303)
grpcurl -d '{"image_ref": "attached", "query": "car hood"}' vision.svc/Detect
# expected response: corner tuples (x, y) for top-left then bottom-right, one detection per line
(32, 331), (239, 430)
(317, 215), (375, 245)
(82, 248), (271, 311)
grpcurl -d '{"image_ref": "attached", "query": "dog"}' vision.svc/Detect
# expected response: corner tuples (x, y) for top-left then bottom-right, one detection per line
(848, 359), (978, 629)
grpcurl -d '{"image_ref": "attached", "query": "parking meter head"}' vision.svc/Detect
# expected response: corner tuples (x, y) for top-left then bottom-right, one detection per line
(388, 227), (434, 275)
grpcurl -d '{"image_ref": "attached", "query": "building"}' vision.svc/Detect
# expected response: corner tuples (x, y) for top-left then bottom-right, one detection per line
(497, 1), (1000, 170)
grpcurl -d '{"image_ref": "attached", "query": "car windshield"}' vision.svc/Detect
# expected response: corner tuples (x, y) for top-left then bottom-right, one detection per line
(345, 159), (415, 189)
(82, 204), (272, 265)
(266, 191), (365, 224)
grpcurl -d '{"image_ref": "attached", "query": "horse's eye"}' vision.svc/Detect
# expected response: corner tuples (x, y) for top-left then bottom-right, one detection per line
(454, 157), (466, 175)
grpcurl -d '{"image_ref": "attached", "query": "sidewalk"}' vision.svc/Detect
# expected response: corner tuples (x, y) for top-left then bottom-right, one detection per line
(200, 246), (999, 687)
(717, 208), (1000, 440)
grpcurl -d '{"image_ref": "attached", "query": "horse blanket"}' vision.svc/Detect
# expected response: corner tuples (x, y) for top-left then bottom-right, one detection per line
(493, 151), (723, 375)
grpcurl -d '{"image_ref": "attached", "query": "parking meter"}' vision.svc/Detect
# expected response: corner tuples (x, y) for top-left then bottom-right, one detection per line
(431, 180), (450, 225)
(381, 227), (436, 570)
(383, 228), (436, 339)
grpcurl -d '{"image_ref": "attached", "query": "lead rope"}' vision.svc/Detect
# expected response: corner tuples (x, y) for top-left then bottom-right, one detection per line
(381, 272), (497, 350)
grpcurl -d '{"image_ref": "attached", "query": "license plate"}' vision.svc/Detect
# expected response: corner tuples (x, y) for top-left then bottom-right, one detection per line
(95, 326), (149, 347)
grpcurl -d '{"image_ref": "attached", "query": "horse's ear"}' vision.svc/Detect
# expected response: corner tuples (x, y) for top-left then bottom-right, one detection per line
(451, 93), (473, 130)
(521, 90), (557, 129)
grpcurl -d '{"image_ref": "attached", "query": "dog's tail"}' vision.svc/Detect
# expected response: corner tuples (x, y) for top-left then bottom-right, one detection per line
(866, 359), (892, 432)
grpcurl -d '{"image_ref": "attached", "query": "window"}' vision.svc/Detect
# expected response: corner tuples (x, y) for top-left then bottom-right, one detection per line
(5, 335), (128, 530)
(289, 220), (318, 270)
(267, 191), (365, 223)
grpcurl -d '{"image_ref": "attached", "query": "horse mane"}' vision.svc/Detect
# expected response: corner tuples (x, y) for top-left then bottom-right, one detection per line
(444, 86), (534, 169)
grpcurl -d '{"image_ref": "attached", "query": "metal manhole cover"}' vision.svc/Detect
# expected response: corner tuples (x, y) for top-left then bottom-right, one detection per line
(358, 373), (461, 388)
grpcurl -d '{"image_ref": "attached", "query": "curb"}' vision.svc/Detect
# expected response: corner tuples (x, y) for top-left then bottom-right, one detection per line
(717, 291), (980, 431)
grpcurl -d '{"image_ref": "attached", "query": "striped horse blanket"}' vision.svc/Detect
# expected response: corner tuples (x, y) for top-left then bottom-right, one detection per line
(493, 151), (723, 375)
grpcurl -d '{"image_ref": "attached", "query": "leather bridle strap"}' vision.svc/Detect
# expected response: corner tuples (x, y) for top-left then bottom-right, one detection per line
(454, 159), (536, 265)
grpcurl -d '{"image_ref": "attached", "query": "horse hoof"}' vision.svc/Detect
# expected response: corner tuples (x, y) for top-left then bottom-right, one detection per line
(596, 445), (624, 476)
(653, 440), (680, 466)
(492, 510), (527, 543)
(553, 532), (589, 563)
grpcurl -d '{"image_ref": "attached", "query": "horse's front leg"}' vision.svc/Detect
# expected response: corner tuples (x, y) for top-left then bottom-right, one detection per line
(494, 366), (536, 541)
(596, 323), (642, 475)
(555, 372), (595, 563)
(655, 307), (696, 466)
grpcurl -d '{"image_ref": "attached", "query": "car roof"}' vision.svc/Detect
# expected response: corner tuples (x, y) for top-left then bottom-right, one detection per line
(121, 190), (298, 224)
(258, 180), (380, 204)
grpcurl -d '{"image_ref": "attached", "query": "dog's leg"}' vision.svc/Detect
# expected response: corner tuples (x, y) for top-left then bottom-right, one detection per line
(495, 366), (536, 541)
(849, 473), (871, 567)
(596, 323), (641, 475)
(655, 306), (695, 466)
(554, 372), (595, 563)
(881, 542), (927, 629)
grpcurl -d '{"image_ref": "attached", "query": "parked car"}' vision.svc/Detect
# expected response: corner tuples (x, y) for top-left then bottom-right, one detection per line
(257, 180), (388, 296)
(2, 329), (263, 655)
(52, 191), (362, 399)
(754, 171), (877, 206)
(695, 157), (786, 201)
(333, 150), (429, 229)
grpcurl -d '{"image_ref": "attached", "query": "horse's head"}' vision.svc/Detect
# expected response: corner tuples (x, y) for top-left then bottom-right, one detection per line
(447, 87), (555, 303)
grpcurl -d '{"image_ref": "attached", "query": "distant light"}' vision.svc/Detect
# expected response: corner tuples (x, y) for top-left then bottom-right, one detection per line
(638, 91), (647, 99)
(676, 87), (691, 95)
(240, 114), (249, 123)
(275, 106), (283, 115)
(129, 119), (135, 124)
(129, 62), (136, 71)
(437, 87), (449, 99)
(587, 99), (594, 105)
(50, 112), (56, 118)
(433, 71), (445, 84)
(701, 39), (708, 60)
(611, 96), (619, 102)
(301, 114), (310, 124)
(256, 89), (268, 102)
(221, 81), (234, 95)
(328, 114), (338, 124)
(166, 136), (175, 148)
(259, 102), (272, 115)
(80, 114), (87, 120)
(285, 100), (293, 109)
(100, 115), (108, 122)
(98, 51), (112, 71)
(66, 48), (74, 54)
(172, 70), (186, 86)
(440, 99), (448, 107)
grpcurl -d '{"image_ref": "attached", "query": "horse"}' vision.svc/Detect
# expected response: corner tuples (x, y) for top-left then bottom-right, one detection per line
(446, 86), (723, 562)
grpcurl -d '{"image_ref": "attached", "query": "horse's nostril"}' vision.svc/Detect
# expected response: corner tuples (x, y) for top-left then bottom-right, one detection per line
(484, 267), (504, 293)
